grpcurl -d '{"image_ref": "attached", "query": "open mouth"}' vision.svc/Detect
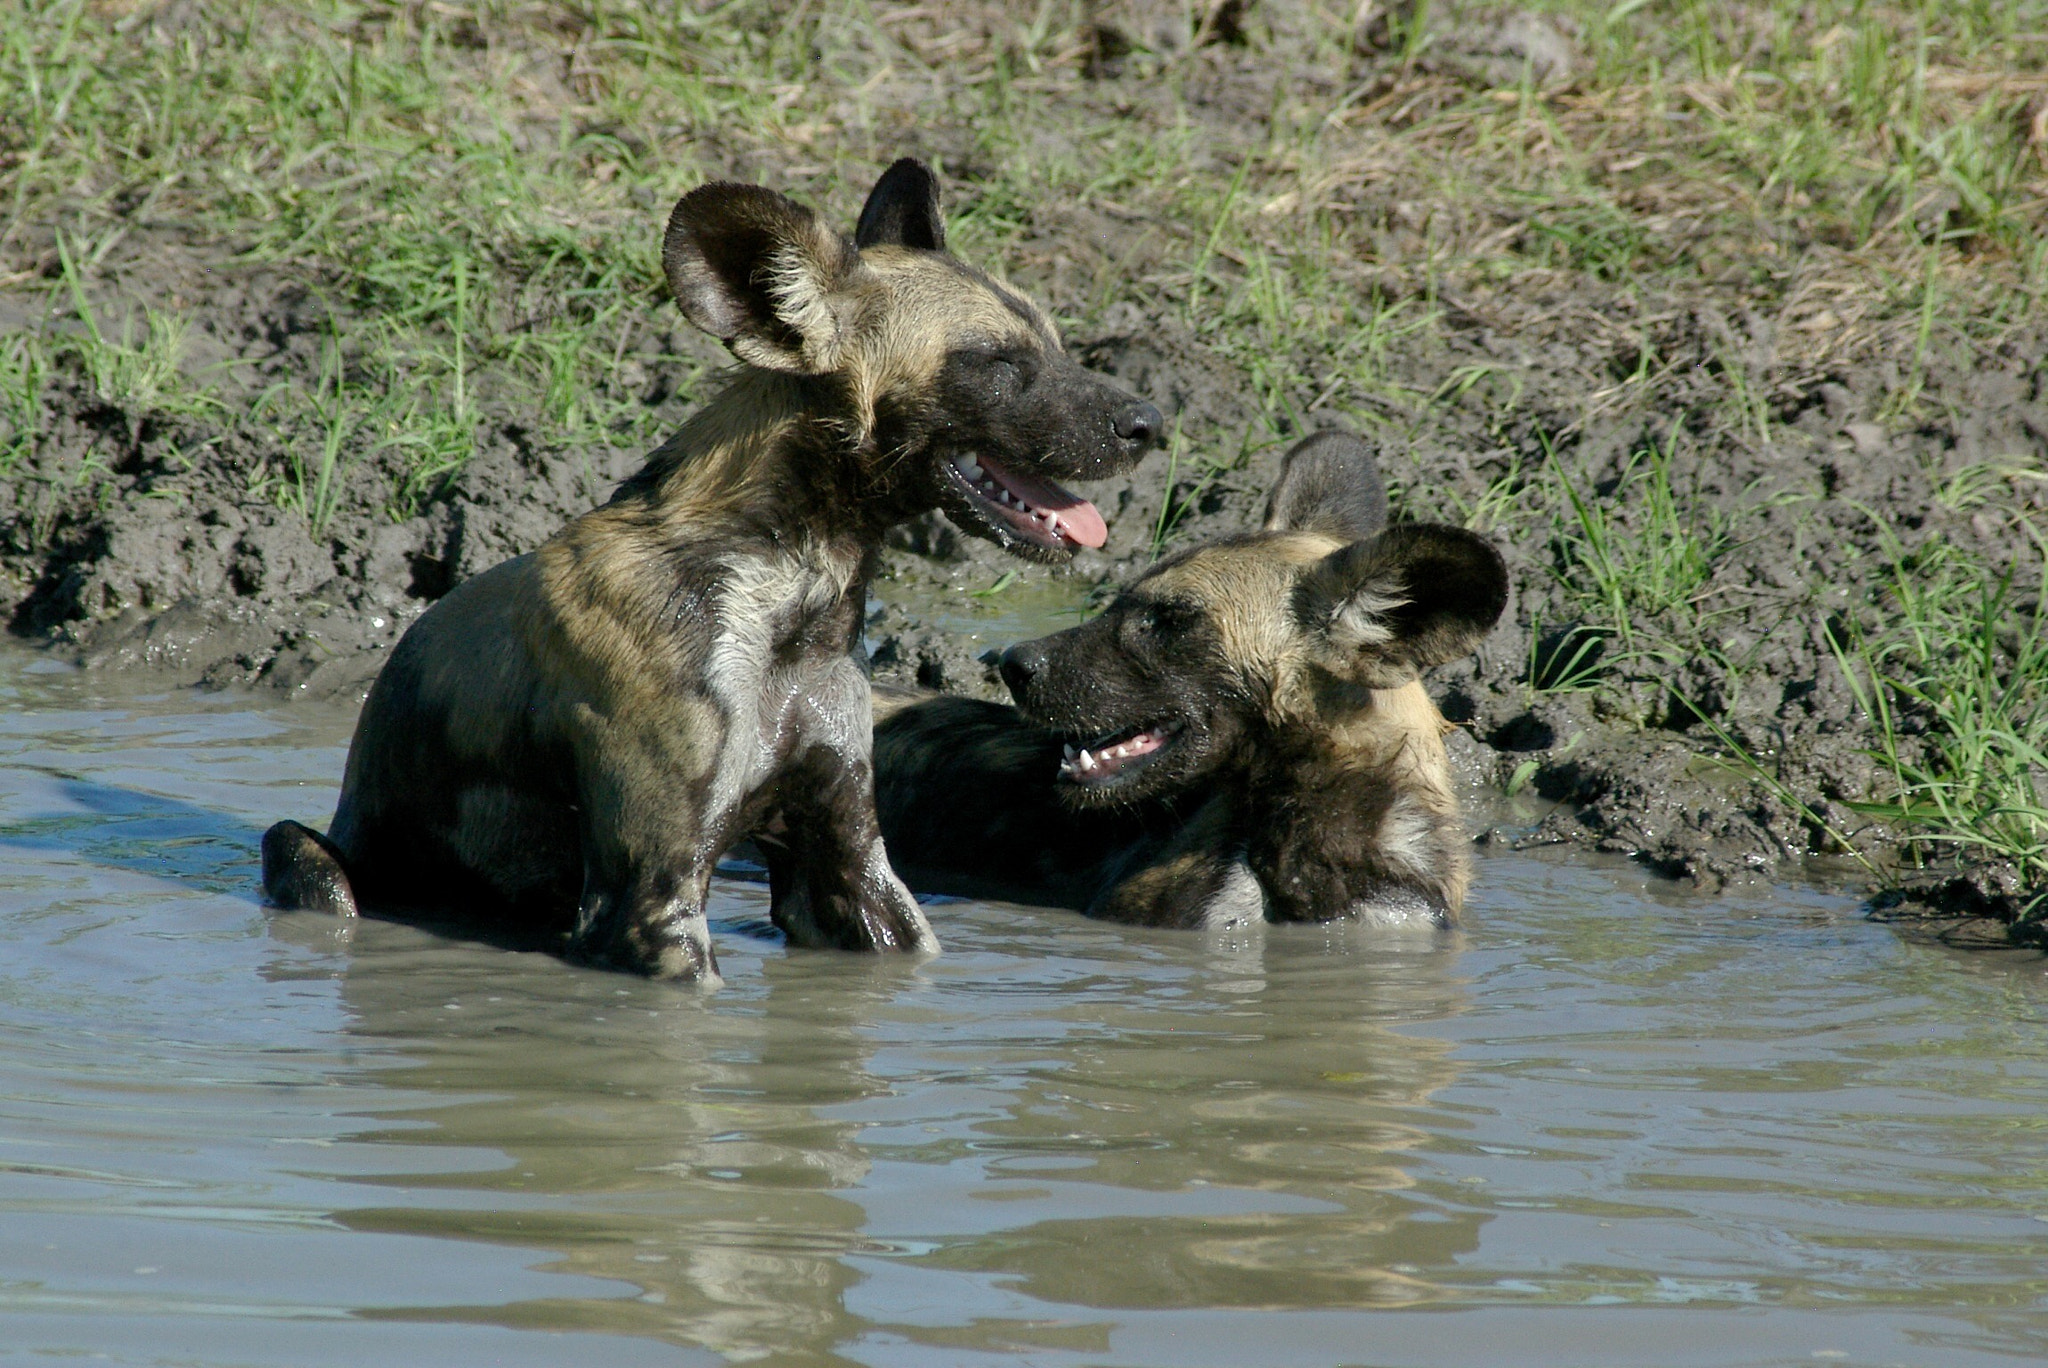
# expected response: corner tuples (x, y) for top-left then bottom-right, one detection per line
(944, 452), (1108, 552)
(1057, 718), (1184, 788)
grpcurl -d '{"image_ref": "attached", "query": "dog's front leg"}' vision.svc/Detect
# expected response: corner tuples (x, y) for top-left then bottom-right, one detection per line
(1091, 795), (1268, 929)
(563, 718), (727, 982)
(764, 738), (938, 956)
(571, 857), (720, 983)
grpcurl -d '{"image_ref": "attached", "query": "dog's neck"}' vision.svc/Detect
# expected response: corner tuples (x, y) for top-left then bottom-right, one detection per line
(1230, 684), (1444, 807)
(613, 368), (923, 551)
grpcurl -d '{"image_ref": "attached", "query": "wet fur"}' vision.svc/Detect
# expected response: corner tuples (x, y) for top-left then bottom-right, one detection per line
(873, 432), (1508, 929)
(262, 160), (1157, 980)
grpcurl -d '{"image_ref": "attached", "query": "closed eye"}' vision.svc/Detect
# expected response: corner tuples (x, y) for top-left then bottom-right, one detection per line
(1125, 599), (1199, 642)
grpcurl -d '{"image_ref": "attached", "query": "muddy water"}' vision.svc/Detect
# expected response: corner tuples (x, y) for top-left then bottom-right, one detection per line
(4, 644), (2048, 1368)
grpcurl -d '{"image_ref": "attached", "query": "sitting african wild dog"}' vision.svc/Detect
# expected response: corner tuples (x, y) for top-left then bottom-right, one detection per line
(872, 431), (1507, 929)
(260, 159), (1161, 980)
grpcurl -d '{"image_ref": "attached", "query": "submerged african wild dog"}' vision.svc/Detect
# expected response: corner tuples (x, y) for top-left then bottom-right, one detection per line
(261, 159), (1161, 980)
(873, 431), (1507, 929)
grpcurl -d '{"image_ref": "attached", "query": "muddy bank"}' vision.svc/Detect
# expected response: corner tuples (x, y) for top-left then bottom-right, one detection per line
(10, 270), (2043, 926)
(4, 0), (2045, 930)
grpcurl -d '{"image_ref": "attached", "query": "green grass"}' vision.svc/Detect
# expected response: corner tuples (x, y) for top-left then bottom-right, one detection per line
(5, 2), (2041, 492)
(1522, 428), (1761, 712)
(1531, 419), (2048, 917)
(4, 0), (703, 526)
(0, 331), (47, 476)
(53, 231), (212, 420)
(1833, 517), (2048, 918)
(1549, 431), (1726, 650)
(260, 328), (355, 539)
(1147, 418), (1244, 558)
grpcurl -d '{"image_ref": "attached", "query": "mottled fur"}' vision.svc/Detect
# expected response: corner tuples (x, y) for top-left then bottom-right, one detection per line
(262, 160), (1158, 981)
(874, 431), (1507, 929)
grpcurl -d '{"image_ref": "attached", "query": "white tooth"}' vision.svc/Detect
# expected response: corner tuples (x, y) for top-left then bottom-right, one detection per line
(961, 456), (983, 479)
(1078, 748), (1096, 770)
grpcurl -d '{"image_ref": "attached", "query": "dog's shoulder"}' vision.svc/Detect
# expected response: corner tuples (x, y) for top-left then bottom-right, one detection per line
(872, 689), (1149, 910)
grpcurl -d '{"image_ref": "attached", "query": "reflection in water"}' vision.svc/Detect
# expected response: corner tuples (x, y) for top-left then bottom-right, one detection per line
(7, 645), (2048, 1367)
(317, 897), (1475, 1359)
(323, 895), (895, 1361)
(892, 920), (1474, 1318)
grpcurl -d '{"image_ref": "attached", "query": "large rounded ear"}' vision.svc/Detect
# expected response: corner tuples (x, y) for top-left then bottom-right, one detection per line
(1295, 523), (1508, 687)
(855, 157), (946, 251)
(1262, 430), (1389, 542)
(662, 182), (861, 373)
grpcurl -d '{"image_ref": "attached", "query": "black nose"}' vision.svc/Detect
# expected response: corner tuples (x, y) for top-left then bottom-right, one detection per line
(1114, 400), (1162, 447)
(999, 641), (1048, 700)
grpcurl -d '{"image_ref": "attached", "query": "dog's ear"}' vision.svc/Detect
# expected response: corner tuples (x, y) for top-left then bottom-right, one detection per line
(1263, 430), (1390, 543)
(1295, 524), (1507, 687)
(855, 158), (946, 252)
(663, 182), (862, 373)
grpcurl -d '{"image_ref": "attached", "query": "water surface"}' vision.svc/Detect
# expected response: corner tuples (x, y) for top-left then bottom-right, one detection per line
(2, 645), (2046, 1366)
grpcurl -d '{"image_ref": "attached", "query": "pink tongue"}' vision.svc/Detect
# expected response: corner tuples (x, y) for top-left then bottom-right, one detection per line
(980, 457), (1108, 549)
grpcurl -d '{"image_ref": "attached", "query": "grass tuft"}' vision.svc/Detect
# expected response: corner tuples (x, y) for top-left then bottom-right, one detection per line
(1534, 428), (1735, 686)
(1833, 516), (2048, 920)
(55, 234), (210, 419)
(0, 332), (48, 476)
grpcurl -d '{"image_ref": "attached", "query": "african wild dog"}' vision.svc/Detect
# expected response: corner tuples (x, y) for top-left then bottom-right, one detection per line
(261, 159), (1161, 980)
(872, 431), (1507, 928)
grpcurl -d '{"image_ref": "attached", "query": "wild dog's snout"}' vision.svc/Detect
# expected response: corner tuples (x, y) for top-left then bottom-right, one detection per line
(1072, 382), (1159, 472)
(1114, 399), (1161, 446)
(1001, 364), (1161, 483)
(1000, 639), (1050, 699)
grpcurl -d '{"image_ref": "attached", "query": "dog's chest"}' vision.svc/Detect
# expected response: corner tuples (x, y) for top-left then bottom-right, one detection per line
(702, 547), (867, 808)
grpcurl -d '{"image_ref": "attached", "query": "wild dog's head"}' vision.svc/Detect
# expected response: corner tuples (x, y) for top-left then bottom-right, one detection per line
(662, 159), (1161, 561)
(998, 431), (1508, 804)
